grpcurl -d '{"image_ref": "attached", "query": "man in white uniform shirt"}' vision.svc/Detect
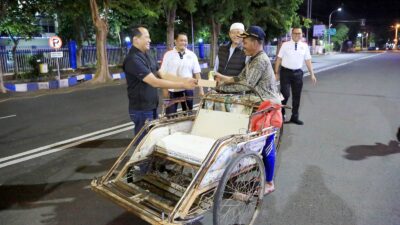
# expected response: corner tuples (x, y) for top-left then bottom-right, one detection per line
(274, 27), (317, 125)
(160, 32), (203, 114)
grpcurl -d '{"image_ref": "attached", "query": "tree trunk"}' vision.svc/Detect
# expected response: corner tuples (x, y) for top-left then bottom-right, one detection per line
(76, 29), (83, 68)
(12, 44), (19, 77)
(166, 6), (176, 50)
(89, 0), (111, 83)
(0, 64), (5, 93)
(77, 46), (83, 68)
(210, 17), (221, 68)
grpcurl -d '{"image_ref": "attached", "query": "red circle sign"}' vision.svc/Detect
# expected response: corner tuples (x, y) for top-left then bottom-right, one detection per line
(49, 36), (63, 49)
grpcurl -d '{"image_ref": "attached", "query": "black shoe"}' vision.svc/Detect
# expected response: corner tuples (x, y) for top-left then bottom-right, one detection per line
(289, 118), (304, 125)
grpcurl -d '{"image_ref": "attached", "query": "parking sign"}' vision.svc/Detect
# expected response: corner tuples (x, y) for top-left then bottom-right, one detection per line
(49, 36), (63, 49)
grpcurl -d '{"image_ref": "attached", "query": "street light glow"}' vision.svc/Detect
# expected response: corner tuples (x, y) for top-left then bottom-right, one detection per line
(328, 7), (343, 48)
(125, 37), (131, 42)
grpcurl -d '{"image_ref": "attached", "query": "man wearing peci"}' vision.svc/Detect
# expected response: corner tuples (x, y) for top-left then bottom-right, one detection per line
(274, 26), (317, 125)
(123, 26), (197, 141)
(214, 22), (248, 77)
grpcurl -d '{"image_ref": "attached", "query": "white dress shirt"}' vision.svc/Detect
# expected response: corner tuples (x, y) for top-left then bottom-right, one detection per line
(278, 40), (311, 70)
(160, 47), (201, 92)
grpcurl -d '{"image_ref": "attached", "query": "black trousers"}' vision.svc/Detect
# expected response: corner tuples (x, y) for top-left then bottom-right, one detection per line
(280, 67), (303, 120)
(165, 90), (194, 114)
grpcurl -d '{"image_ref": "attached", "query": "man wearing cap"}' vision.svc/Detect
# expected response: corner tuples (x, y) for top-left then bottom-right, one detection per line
(214, 22), (247, 77)
(215, 26), (279, 195)
(215, 26), (278, 99)
(274, 26), (317, 125)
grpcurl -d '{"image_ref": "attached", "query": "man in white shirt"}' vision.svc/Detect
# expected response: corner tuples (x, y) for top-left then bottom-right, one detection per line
(160, 32), (203, 114)
(274, 27), (317, 125)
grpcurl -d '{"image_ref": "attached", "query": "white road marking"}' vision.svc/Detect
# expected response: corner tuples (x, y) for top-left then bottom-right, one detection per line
(0, 114), (16, 120)
(0, 104), (200, 169)
(304, 52), (385, 76)
(29, 198), (75, 205)
(0, 122), (133, 163)
(0, 125), (134, 169)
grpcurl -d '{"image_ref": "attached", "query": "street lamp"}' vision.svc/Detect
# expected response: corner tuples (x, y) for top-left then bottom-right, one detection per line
(328, 7), (342, 48)
(395, 24), (400, 50)
(357, 33), (363, 50)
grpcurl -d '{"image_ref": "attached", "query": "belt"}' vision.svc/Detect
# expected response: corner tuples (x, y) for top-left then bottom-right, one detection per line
(281, 67), (302, 72)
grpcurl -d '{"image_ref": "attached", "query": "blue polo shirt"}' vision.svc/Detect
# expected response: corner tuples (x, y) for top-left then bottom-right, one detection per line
(123, 46), (159, 110)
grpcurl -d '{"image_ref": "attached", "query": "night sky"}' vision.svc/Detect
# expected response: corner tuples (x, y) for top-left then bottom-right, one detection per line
(298, 0), (400, 42)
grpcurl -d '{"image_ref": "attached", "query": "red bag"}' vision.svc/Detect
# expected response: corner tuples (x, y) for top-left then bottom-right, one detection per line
(250, 100), (283, 132)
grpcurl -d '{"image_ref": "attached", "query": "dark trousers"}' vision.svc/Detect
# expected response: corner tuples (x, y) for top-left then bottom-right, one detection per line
(280, 67), (303, 120)
(129, 109), (158, 142)
(165, 90), (194, 114)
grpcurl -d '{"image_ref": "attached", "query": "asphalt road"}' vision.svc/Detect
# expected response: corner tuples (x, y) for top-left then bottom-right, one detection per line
(0, 51), (399, 225)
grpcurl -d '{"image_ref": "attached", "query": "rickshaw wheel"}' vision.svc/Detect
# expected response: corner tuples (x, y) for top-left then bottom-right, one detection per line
(213, 152), (265, 225)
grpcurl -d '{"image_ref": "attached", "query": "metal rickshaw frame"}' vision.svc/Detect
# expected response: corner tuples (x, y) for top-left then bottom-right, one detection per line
(91, 88), (283, 225)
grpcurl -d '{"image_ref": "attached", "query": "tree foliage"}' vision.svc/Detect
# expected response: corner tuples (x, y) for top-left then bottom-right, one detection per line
(331, 23), (349, 51)
(242, 0), (304, 40)
(0, 0), (43, 75)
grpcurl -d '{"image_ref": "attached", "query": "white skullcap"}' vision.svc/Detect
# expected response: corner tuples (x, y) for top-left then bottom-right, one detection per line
(230, 22), (245, 31)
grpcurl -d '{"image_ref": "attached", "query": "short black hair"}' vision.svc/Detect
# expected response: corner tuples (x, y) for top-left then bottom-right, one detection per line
(132, 25), (148, 38)
(174, 32), (188, 40)
(292, 26), (303, 32)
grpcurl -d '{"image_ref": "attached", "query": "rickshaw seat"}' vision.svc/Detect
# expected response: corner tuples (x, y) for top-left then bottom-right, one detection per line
(155, 108), (250, 164)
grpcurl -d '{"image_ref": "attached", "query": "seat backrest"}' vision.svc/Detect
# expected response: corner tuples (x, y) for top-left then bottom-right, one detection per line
(191, 109), (249, 139)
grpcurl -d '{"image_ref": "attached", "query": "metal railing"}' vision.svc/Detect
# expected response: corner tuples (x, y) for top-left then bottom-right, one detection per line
(0, 44), (281, 75)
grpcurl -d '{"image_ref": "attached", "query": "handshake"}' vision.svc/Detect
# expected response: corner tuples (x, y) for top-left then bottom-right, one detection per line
(176, 70), (229, 90)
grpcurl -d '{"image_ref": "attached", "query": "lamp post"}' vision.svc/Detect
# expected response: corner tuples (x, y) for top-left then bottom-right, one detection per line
(395, 24), (400, 50)
(357, 33), (363, 50)
(328, 7), (342, 48)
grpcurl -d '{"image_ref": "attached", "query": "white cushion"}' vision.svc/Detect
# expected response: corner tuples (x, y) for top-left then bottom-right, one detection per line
(191, 109), (249, 139)
(156, 132), (216, 165)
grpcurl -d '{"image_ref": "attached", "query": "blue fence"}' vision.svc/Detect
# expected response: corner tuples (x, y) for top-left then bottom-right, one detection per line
(0, 43), (280, 75)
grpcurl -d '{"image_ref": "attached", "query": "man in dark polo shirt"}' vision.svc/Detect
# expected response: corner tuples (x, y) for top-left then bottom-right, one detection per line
(123, 26), (197, 140)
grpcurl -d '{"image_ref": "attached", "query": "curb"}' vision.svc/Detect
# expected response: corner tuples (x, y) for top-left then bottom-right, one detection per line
(4, 63), (209, 93)
(4, 73), (126, 92)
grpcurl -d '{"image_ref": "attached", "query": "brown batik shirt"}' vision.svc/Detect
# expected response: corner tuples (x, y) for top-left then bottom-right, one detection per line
(218, 51), (278, 100)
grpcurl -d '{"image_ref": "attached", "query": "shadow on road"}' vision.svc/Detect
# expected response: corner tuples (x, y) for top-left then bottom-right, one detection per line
(106, 212), (150, 225)
(344, 140), (400, 160)
(257, 165), (356, 225)
(75, 157), (119, 174)
(75, 138), (132, 149)
(0, 179), (152, 225)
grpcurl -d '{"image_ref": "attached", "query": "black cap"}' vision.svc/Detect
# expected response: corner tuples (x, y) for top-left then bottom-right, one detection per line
(239, 26), (265, 40)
